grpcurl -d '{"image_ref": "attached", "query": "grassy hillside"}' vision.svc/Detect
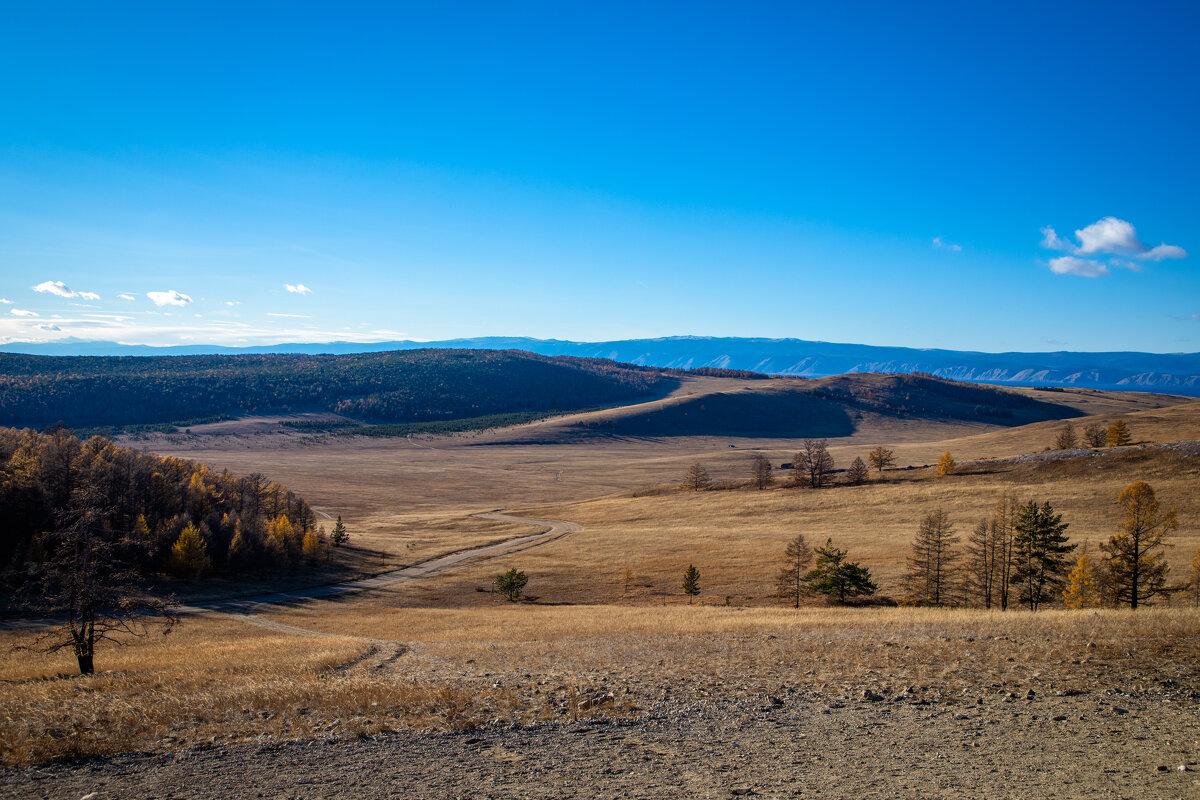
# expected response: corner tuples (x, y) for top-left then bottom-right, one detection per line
(0, 349), (676, 429)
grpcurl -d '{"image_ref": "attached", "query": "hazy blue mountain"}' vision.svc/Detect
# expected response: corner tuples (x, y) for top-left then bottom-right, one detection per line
(3, 336), (1198, 395)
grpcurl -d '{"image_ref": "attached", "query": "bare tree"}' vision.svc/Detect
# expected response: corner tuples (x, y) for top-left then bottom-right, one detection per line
(867, 446), (896, 474)
(903, 508), (961, 607)
(1053, 422), (1078, 450)
(750, 454), (772, 490)
(793, 439), (834, 488)
(963, 517), (1000, 608)
(845, 457), (870, 485)
(1082, 423), (1107, 448)
(775, 534), (814, 608)
(992, 494), (1021, 610)
(20, 491), (176, 675)
(682, 462), (712, 492)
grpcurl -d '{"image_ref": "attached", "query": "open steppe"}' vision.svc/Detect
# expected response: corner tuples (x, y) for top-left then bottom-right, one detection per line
(4, 376), (1200, 797)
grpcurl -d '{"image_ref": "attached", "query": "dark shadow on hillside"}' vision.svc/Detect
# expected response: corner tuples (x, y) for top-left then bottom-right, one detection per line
(577, 390), (856, 439)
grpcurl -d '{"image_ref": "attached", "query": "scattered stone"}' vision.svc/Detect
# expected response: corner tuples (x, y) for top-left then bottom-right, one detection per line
(731, 787), (754, 795)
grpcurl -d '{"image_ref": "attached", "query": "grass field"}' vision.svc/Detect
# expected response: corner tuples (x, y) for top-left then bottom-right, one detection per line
(3, 378), (1199, 766)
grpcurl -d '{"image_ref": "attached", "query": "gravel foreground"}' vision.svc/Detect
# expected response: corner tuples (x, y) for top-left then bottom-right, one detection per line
(5, 690), (1199, 800)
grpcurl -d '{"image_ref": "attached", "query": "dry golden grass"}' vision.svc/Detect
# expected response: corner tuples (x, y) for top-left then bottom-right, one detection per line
(6, 604), (1199, 766)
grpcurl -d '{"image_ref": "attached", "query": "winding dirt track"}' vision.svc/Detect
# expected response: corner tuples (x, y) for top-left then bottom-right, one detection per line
(182, 512), (579, 631)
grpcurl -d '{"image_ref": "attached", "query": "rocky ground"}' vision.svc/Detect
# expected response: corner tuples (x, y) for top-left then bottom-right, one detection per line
(5, 687), (1198, 800)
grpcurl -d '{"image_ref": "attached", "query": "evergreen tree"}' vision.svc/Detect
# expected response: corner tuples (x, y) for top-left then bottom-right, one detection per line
(682, 564), (701, 601)
(169, 522), (211, 579)
(936, 451), (956, 476)
(1101, 481), (1177, 609)
(1187, 549), (1200, 608)
(1011, 501), (1075, 611)
(903, 509), (960, 607)
(1106, 419), (1132, 447)
(845, 457), (870, 486)
(804, 538), (876, 604)
(775, 534), (814, 608)
(1062, 552), (1101, 609)
(494, 567), (528, 602)
(330, 515), (349, 546)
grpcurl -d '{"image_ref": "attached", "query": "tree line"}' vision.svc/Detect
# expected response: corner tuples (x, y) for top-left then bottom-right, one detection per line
(0, 425), (331, 581)
(902, 482), (1179, 610)
(0, 349), (676, 430)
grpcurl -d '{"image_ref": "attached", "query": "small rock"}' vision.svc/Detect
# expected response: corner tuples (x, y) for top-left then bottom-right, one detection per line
(1158, 765), (1170, 772)
(861, 690), (885, 702)
(731, 788), (754, 796)
(1052, 715), (1067, 722)
(1178, 765), (1192, 772)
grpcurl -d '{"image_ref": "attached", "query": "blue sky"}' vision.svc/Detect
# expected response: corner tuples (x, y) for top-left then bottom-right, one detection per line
(0, 1), (1196, 352)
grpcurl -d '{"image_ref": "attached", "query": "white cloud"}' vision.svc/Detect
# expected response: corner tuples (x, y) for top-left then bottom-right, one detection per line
(267, 312), (312, 318)
(225, 300), (240, 307)
(37, 324), (61, 331)
(0, 298), (11, 304)
(1041, 217), (1187, 262)
(1048, 256), (1109, 277)
(932, 237), (962, 252)
(285, 283), (313, 295)
(32, 279), (101, 300)
(11, 308), (39, 317)
(147, 290), (193, 307)
(118, 293), (136, 301)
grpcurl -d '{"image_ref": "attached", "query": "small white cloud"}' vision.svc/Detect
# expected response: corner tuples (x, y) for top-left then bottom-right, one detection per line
(1042, 217), (1187, 262)
(932, 237), (962, 252)
(11, 308), (39, 317)
(0, 298), (11, 304)
(225, 300), (240, 306)
(33, 279), (100, 300)
(267, 312), (312, 318)
(1109, 259), (1144, 272)
(117, 293), (136, 301)
(285, 283), (313, 295)
(147, 290), (193, 307)
(36, 324), (61, 331)
(1048, 256), (1109, 277)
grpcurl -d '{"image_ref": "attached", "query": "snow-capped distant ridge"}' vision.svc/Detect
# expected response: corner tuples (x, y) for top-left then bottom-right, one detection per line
(2, 336), (1198, 396)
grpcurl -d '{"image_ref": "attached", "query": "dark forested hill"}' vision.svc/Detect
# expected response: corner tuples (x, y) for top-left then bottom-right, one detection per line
(0, 349), (677, 429)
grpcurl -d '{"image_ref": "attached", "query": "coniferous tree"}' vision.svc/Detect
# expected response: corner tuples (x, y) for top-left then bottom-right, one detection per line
(936, 451), (956, 476)
(804, 538), (876, 604)
(683, 462), (712, 492)
(1082, 422), (1108, 448)
(1053, 423), (1078, 450)
(1062, 552), (1102, 609)
(750, 455), (773, 490)
(1106, 419), (1132, 447)
(302, 528), (322, 563)
(992, 494), (1021, 610)
(330, 515), (349, 546)
(1101, 481), (1177, 609)
(776, 534), (814, 608)
(963, 518), (1000, 608)
(682, 564), (701, 601)
(1187, 549), (1200, 608)
(867, 446), (896, 474)
(494, 567), (528, 602)
(903, 509), (960, 607)
(169, 523), (211, 579)
(20, 489), (176, 674)
(845, 457), (870, 485)
(1011, 501), (1075, 611)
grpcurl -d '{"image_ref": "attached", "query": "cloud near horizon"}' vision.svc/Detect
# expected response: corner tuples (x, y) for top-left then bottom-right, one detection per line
(146, 290), (193, 307)
(1041, 216), (1187, 277)
(285, 283), (313, 295)
(11, 308), (39, 317)
(33, 280), (101, 300)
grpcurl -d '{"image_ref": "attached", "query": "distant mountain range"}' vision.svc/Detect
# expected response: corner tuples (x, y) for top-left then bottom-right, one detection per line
(3, 336), (1199, 396)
